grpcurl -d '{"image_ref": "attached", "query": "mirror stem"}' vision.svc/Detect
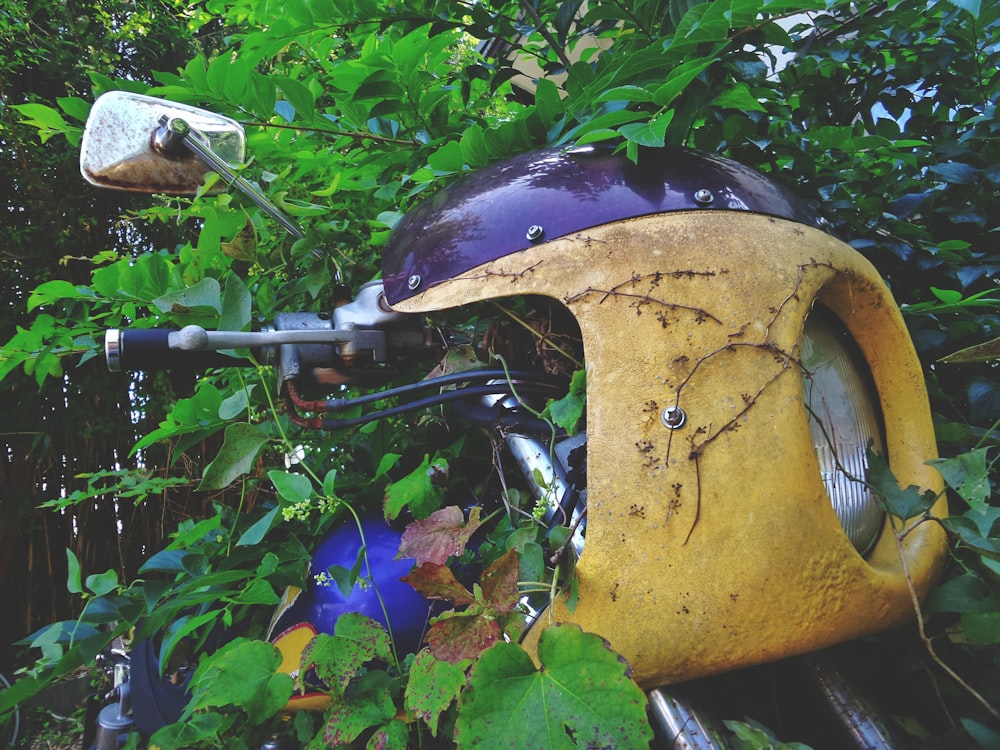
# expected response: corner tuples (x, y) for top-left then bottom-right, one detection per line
(158, 116), (305, 240)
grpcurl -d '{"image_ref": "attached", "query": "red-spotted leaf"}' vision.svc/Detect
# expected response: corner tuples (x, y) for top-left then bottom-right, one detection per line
(302, 613), (391, 695)
(480, 549), (519, 613)
(405, 650), (472, 737)
(397, 506), (484, 565)
(426, 610), (501, 664)
(401, 562), (477, 606)
(454, 625), (652, 749)
(321, 687), (396, 747)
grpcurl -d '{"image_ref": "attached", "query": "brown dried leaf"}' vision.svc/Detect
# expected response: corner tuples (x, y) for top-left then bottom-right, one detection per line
(397, 506), (483, 565)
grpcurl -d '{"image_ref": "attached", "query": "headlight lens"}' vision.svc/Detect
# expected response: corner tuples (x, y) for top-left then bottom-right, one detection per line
(801, 308), (885, 556)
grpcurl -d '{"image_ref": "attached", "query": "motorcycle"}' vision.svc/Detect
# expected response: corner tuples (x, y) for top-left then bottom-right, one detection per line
(77, 90), (948, 749)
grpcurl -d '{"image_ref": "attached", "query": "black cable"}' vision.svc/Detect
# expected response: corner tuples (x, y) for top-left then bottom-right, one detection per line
(320, 382), (562, 431)
(321, 368), (566, 413)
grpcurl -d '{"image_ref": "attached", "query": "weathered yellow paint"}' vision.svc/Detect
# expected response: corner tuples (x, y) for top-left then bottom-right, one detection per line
(390, 211), (947, 688)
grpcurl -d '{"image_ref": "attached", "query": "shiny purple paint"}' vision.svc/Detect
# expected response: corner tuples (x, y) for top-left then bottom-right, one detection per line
(382, 144), (820, 305)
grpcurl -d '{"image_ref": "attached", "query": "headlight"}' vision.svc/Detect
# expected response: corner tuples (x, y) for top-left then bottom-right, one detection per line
(801, 307), (885, 556)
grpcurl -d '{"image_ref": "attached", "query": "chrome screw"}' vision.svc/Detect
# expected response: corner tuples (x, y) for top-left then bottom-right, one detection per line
(526, 224), (545, 242)
(660, 405), (687, 430)
(407, 274), (422, 291)
(693, 189), (714, 206)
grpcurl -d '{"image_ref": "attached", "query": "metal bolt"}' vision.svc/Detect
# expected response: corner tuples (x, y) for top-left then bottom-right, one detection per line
(407, 274), (422, 291)
(526, 225), (545, 242)
(660, 405), (687, 430)
(693, 189), (714, 206)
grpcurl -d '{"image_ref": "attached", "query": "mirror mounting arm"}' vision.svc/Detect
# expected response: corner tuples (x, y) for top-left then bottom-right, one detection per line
(154, 115), (305, 240)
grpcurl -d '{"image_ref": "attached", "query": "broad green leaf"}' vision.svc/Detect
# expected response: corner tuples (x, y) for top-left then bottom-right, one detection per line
(927, 448), (991, 510)
(383, 455), (448, 521)
(545, 368), (586, 435)
(153, 278), (222, 314)
(188, 638), (294, 720)
(867, 450), (938, 521)
(269, 469), (314, 503)
(197, 422), (269, 491)
(149, 713), (225, 750)
(220, 273), (252, 332)
(237, 505), (280, 547)
(652, 58), (715, 106)
(27, 280), (94, 311)
(454, 625), (652, 749)
(960, 612), (1000, 645)
(712, 82), (767, 112)
(85, 569), (118, 597)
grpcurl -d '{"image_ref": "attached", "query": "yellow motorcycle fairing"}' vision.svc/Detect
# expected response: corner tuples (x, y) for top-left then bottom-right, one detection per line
(389, 210), (947, 689)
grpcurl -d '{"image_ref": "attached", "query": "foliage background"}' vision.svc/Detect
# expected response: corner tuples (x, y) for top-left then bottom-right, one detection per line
(1, 0), (999, 747)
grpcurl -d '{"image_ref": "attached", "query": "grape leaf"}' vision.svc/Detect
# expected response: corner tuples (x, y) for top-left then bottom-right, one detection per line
(384, 455), (449, 521)
(398, 506), (484, 565)
(480, 549), (519, 613)
(927, 447), (991, 510)
(426, 610), (502, 664)
(454, 625), (652, 749)
(321, 687), (397, 746)
(867, 449), (937, 521)
(187, 639), (294, 722)
(303, 613), (391, 695)
(405, 650), (472, 736)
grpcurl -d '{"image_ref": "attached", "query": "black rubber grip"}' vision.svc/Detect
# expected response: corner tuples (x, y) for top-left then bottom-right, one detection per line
(108, 329), (253, 372)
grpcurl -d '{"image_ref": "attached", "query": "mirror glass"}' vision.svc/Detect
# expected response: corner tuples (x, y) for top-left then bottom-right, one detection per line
(80, 91), (246, 194)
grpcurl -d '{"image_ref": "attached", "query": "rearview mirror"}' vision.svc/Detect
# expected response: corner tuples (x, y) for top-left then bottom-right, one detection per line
(80, 91), (246, 194)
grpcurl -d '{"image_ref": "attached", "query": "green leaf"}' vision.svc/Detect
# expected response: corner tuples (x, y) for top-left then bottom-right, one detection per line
(149, 714), (225, 750)
(383, 455), (448, 521)
(867, 449), (938, 521)
(188, 638), (294, 721)
(454, 625), (652, 749)
(27, 280), (94, 311)
(85, 569), (118, 597)
(197, 422), (269, 491)
(711, 82), (767, 112)
(960, 611), (1000, 645)
(545, 368), (586, 436)
(237, 505), (280, 547)
(66, 549), (83, 595)
(153, 278), (223, 314)
(269, 469), (314, 503)
(963, 718), (1000, 749)
(405, 650), (471, 736)
(304, 613), (391, 695)
(927, 448), (991, 510)
(220, 273), (252, 332)
(320, 687), (397, 746)
(619, 112), (673, 148)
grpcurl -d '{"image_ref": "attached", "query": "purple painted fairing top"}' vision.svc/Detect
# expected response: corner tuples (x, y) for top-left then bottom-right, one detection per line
(382, 144), (819, 305)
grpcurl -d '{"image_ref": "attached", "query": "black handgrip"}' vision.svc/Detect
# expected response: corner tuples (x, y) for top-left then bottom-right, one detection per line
(105, 329), (254, 372)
